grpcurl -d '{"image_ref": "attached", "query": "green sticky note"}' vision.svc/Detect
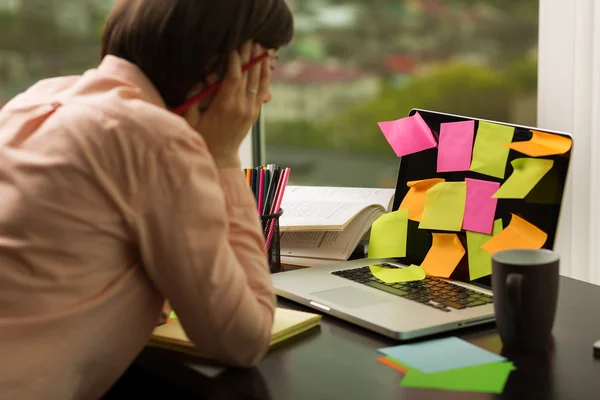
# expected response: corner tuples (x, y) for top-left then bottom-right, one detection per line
(470, 122), (515, 179)
(169, 311), (178, 319)
(368, 210), (408, 258)
(369, 264), (426, 284)
(418, 182), (467, 231)
(493, 158), (554, 199)
(399, 359), (516, 394)
(467, 219), (503, 280)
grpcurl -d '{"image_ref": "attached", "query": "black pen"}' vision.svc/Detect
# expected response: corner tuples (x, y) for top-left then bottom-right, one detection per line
(263, 165), (281, 215)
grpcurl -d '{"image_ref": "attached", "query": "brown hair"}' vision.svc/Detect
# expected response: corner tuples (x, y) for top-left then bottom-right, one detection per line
(101, 0), (294, 108)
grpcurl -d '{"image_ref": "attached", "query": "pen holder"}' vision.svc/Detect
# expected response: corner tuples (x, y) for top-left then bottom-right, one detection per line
(261, 209), (283, 274)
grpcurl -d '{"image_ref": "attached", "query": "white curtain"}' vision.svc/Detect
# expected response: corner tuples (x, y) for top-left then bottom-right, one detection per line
(538, 0), (600, 284)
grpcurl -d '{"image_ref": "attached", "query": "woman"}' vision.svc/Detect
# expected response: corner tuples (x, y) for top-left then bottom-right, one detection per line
(0, 0), (293, 399)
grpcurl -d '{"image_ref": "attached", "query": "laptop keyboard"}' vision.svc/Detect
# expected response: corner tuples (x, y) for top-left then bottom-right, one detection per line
(332, 266), (493, 313)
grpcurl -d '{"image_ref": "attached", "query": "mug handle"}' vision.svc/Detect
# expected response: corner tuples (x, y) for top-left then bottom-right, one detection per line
(506, 272), (524, 335)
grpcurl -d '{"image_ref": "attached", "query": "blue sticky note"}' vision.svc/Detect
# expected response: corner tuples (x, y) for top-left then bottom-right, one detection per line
(377, 337), (506, 374)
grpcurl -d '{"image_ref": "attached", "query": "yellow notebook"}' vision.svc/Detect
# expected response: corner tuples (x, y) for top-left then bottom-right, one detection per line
(148, 308), (322, 358)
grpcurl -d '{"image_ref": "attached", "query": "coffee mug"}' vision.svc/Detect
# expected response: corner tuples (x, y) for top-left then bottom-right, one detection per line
(492, 249), (560, 353)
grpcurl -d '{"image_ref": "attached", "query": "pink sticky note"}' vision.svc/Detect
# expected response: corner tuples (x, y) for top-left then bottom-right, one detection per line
(437, 120), (475, 172)
(463, 178), (500, 234)
(378, 112), (437, 157)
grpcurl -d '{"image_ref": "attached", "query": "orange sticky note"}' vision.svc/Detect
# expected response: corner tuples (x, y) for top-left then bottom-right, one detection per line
(481, 214), (548, 254)
(421, 233), (466, 278)
(377, 357), (409, 375)
(399, 178), (445, 221)
(507, 130), (572, 157)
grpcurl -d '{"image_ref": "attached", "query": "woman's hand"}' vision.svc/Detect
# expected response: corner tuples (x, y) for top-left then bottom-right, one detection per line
(184, 41), (272, 168)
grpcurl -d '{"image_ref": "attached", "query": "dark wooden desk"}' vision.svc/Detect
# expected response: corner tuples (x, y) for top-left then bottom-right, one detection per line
(133, 276), (600, 400)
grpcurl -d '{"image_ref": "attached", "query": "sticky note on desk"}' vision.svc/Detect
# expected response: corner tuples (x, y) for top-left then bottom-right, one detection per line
(508, 130), (572, 157)
(378, 112), (437, 157)
(463, 178), (500, 234)
(377, 357), (409, 374)
(419, 182), (466, 231)
(470, 121), (515, 178)
(437, 120), (475, 172)
(368, 210), (408, 258)
(399, 178), (445, 221)
(369, 264), (426, 284)
(467, 219), (503, 280)
(481, 214), (547, 254)
(167, 311), (178, 323)
(378, 336), (506, 374)
(421, 233), (465, 278)
(493, 158), (554, 199)
(399, 359), (515, 394)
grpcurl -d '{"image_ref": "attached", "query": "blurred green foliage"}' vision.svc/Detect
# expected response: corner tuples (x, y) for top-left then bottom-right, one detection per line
(266, 57), (537, 155)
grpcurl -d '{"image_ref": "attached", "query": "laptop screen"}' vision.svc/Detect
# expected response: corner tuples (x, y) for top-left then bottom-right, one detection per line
(390, 109), (571, 289)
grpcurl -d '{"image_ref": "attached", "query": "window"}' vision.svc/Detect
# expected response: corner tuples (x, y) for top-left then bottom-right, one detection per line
(263, 0), (540, 188)
(0, 1), (111, 104)
(0, 1), (539, 179)
(0, 1), (256, 164)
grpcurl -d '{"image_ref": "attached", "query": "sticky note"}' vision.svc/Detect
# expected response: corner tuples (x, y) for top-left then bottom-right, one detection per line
(508, 130), (572, 157)
(421, 233), (466, 278)
(482, 214), (547, 254)
(419, 182), (467, 231)
(368, 210), (408, 258)
(378, 336), (506, 374)
(400, 360), (516, 394)
(468, 219), (503, 280)
(369, 264), (426, 284)
(493, 158), (554, 199)
(437, 120), (475, 172)
(399, 178), (445, 221)
(378, 112), (437, 157)
(470, 121), (515, 178)
(376, 357), (409, 375)
(463, 178), (500, 234)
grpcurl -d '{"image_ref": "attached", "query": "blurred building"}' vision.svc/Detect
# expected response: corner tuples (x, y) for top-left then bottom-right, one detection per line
(268, 60), (378, 121)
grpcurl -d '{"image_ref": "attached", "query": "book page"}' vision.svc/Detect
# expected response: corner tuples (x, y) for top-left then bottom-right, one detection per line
(284, 186), (395, 208)
(280, 200), (374, 231)
(280, 208), (384, 260)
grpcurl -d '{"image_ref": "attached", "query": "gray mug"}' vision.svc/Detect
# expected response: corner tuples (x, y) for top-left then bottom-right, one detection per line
(491, 249), (560, 353)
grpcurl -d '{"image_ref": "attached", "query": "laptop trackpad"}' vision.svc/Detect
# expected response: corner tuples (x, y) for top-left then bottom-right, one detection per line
(311, 286), (390, 309)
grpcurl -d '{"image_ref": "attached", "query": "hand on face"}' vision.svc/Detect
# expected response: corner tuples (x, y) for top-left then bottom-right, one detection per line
(183, 41), (275, 168)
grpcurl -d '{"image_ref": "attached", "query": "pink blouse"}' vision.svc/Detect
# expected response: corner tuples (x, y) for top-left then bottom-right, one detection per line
(0, 55), (275, 399)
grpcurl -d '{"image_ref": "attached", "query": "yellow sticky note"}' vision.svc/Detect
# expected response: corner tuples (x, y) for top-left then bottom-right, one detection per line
(467, 219), (503, 281)
(481, 214), (547, 254)
(399, 178), (445, 221)
(421, 233), (466, 278)
(470, 122), (515, 178)
(369, 264), (426, 284)
(507, 130), (572, 157)
(419, 182), (467, 231)
(493, 158), (554, 199)
(368, 210), (408, 258)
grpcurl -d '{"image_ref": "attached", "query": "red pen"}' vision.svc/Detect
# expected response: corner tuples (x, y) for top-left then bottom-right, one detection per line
(172, 52), (269, 115)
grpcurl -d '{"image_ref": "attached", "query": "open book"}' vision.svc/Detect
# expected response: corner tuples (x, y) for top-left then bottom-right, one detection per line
(148, 308), (321, 358)
(279, 186), (396, 262)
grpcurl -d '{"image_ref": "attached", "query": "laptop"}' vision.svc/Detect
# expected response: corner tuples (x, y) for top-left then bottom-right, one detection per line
(271, 109), (572, 340)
